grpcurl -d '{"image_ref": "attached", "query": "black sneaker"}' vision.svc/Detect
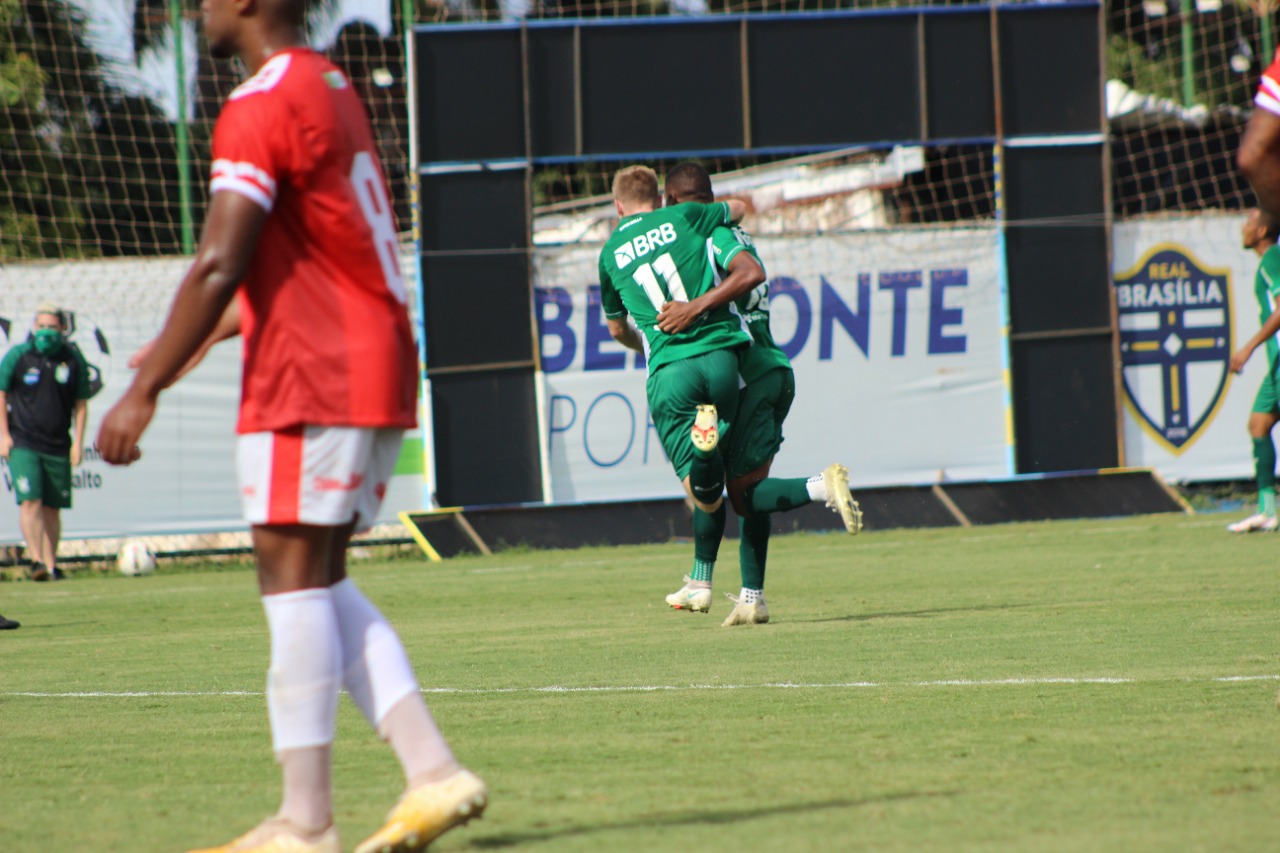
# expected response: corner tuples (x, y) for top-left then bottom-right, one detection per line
(0, 614), (19, 630)
(29, 562), (49, 582)
(50, 566), (66, 580)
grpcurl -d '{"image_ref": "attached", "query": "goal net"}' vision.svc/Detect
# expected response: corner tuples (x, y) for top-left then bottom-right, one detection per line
(2, 0), (1270, 264)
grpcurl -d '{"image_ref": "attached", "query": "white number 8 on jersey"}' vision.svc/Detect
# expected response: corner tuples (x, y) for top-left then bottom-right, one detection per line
(350, 151), (406, 304)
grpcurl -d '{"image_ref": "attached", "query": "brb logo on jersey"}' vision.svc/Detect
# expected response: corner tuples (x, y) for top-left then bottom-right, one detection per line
(1114, 245), (1232, 453)
(613, 222), (677, 270)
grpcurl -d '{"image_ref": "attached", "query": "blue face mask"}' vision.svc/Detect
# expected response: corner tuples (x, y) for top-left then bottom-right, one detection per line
(33, 328), (63, 355)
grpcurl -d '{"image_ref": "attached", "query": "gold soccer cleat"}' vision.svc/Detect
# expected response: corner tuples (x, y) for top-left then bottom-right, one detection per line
(355, 768), (488, 853)
(690, 404), (720, 453)
(822, 463), (863, 535)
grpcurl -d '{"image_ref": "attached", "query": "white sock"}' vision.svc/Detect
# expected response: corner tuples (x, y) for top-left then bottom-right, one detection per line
(330, 579), (456, 786)
(261, 588), (341, 830)
(806, 474), (826, 502)
(330, 579), (419, 724)
(740, 588), (762, 604)
(262, 588), (341, 752)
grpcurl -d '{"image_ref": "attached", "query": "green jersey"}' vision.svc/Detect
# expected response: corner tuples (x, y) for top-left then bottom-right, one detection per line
(710, 224), (792, 384)
(599, 201), (750, 373)
(1255, 244), (1280, 367)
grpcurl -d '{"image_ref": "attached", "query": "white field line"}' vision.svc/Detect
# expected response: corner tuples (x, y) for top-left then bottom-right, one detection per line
(8, 673), (1279, 699)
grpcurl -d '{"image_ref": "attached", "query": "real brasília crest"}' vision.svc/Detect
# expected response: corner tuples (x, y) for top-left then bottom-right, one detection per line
(1115, 245), (1231, 453)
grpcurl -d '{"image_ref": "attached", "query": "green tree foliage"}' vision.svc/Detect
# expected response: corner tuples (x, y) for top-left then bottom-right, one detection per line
(1, 0), (187, 261)
(1108, 34), (1184, 104)
(0, 0), (87, 260)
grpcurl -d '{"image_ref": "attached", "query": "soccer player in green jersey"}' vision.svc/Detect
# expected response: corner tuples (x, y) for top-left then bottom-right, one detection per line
(656, 162), (862, 626)
(598, 165), (761, 588)
(1227, 207), (1280, 532)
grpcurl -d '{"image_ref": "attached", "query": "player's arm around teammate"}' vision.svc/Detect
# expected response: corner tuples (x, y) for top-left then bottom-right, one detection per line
(656, 250), (765, 335)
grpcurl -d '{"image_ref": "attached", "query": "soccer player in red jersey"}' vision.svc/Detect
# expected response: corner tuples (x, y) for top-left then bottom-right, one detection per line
(1241, 53), (1280, 218)
(96, 2), (486, 852)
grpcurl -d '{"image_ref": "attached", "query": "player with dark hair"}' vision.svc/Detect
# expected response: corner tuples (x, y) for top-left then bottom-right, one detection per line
(598, 165), (759, 593)
(96, 1), (485, 852)
(1227, 207), (1280, 532)
(658, 162), (861, 626)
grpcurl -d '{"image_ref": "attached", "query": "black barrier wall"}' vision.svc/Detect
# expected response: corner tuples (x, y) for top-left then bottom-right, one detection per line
(413, 3), (1111, 506)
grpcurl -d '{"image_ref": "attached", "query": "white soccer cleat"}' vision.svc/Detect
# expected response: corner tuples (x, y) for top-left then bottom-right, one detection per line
(822, 463), (863, 535)
(1227, 513), (1279, 533)
(355, 768), (488, 853)
(186, 819), (339, 853)
(721, 594), (769, 627)
(665, 576), (712, 613)
(691, 404), (720, 453)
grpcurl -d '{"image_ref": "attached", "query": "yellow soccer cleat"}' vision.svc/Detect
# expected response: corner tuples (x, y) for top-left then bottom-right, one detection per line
(690, 404), (720, 453)
(355, 769), (488, 853)
(187, 819), (339, 853)
(822, 463), (863, 535)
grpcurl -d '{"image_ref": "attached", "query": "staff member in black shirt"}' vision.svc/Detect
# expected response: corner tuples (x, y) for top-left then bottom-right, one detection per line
(0, 304), (91, 581)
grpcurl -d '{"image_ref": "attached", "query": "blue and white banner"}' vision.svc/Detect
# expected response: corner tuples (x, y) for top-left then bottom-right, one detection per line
(1114, 214), (1263, 482)
(533, 227), (1012, 502)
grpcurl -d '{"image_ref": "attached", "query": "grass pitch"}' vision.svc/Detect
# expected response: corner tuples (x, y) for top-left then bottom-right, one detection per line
(2, 512), (1278, 852)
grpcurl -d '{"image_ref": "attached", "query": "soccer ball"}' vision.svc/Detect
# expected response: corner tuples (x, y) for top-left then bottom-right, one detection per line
(117, 540), (157, 576)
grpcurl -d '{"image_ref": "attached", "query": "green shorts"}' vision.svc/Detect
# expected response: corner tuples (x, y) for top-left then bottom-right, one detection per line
(647, 348), (741, 481)
(8, 446), (73, 509)
(725, 367), (795, 480)
(1253, 363), (1280, 415)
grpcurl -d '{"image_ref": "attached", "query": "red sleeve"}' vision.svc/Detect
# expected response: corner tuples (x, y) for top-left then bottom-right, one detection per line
(1256, 55), (1280, 117)
(209, 58), (315, 213)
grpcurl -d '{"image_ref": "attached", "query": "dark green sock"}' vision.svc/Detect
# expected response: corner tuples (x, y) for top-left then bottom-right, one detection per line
(746, 477), (811, 514)
(739, 512), (770, 591)
(691, 503), (725, 582)
(1255, 436), (1277, 514)
(688, 449), (726, 507)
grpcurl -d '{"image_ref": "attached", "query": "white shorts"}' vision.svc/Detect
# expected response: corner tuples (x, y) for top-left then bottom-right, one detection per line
(236, 426), (404, 531)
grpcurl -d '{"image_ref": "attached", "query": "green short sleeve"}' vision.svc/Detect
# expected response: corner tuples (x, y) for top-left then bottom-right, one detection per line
(1261, 245), (1280, 299)
(598, 257), (627, 320)
(0, 344), (26, 391)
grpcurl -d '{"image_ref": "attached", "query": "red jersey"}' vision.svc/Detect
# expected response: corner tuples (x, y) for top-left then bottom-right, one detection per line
(1256, 55), (1280, 117)
(210, 48), (417, 433)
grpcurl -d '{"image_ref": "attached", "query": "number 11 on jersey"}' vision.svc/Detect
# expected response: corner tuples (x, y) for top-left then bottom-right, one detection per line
(631, 252), (689, 312)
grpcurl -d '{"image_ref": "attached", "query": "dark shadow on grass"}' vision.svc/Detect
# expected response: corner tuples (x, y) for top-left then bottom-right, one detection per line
(468, 790), (957, 848)
(793, 603), (1033, 624)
